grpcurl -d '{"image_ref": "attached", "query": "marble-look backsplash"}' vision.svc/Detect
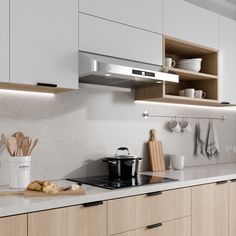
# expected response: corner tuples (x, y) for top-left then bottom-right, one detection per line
(0, 85), (236, 184)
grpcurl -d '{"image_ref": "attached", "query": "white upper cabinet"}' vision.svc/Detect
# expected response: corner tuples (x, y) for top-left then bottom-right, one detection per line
(79, 0), (163, 34)
(79, 13), (163, 66)
(163, 0), (219, 49)
(10, 0), (78, 89)
(0, 0), (9, 83)
(219, 16), (236, 104)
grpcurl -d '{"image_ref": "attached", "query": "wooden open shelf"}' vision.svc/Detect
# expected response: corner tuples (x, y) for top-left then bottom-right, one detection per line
(135, 36), (220, 107)
(163, 67), (218, 81)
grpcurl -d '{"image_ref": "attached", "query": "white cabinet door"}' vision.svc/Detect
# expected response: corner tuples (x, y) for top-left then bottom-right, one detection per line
(79, 13), (163, 66)
(10, 0), (78, 89)
(79, 0), (162, 34)
(163, 0), (219, 49)
(0, 0), (9, 83)
(219, 16), (236, 104)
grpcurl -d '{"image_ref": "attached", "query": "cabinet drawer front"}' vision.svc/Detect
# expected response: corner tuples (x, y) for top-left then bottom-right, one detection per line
(192, 183), (228, 236)
(29, 203), (107, 236)
(0, 215), (27, 236)
(136, 217), (191, 236)
(136, 188), (191, 228)
(79, 13), (163, 66)
(79, 0), (162, 34)
(108, 196), (136, 235)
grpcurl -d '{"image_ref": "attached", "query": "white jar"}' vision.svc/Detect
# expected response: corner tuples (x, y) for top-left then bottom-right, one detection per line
(170, 155), (185, 170)
(9, 156), (31, 189)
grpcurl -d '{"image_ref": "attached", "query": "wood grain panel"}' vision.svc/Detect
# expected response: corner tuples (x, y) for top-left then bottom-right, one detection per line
(0, 215), (27, 236)
(29, 203), (107, 236)
(136, 188), (191, 228)
(192, 183), (228, 236)
(108, 196), (136, 235)
(136, 217), (191, 236)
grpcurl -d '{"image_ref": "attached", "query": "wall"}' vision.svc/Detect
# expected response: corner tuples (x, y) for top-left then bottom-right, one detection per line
(0, 85), (236, 184)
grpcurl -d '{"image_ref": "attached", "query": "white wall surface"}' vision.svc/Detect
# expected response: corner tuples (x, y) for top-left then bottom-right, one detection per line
(0, 85), (236, 184)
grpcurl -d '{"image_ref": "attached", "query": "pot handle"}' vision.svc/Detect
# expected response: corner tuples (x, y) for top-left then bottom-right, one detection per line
(117, 147), (130, 155)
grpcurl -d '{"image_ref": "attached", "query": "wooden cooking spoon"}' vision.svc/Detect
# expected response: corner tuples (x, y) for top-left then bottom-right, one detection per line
(28, 139), (38, 156)
(7, 137), (17, 157)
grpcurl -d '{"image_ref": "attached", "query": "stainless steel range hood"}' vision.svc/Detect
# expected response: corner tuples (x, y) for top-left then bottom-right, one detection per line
(79, 52), (179, 89)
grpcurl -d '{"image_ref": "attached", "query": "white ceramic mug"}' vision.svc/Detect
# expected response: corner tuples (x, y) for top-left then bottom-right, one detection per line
(194, 90), (206, 99)
(184, 88), (195, 98)
(9, 156), (31, 189)
(180, 120), (192, 132)
(168, 120), (181, 133)
(170, 155), (185, 170)
(165, 58), (176, 68)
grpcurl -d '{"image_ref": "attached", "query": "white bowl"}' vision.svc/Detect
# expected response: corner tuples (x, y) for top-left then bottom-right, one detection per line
(178, 58), (202, 72)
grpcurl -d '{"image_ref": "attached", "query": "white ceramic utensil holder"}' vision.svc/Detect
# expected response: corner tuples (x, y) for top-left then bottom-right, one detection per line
(9, 156), (31, 189)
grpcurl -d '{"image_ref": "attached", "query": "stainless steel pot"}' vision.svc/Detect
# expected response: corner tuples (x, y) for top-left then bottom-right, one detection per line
(103, 147), (142, 180)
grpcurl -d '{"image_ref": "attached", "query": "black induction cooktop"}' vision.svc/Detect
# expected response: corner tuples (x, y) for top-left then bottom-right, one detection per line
(68, 175), (178, 190)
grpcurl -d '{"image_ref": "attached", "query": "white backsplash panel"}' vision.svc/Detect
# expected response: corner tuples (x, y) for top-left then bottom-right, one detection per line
(0, 85), (236, 184)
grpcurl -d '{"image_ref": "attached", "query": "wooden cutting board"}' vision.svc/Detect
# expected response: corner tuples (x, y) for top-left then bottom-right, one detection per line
(0, 187), (85, 197)
(148, 129), (166, 172)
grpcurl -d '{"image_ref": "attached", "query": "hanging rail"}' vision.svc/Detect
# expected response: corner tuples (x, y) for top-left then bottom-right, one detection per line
(143, 111), (225, 121)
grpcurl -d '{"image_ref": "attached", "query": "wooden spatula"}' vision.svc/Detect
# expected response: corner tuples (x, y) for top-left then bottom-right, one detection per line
(22, 137), (30, 156)
(148, 129), (165, 172)
(7, 137), (17, 157)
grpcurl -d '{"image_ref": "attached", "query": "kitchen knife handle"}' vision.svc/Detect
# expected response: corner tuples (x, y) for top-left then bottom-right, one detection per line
(83, 201), (103, 208)
(216, 181), (228, 185)
(146, 223), (162, 230)
(36, 82), (57, 88)
(146, 191), (162, 197)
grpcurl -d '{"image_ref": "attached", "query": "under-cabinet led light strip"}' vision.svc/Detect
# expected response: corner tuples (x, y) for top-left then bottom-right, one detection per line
(0, 89), (55, 97)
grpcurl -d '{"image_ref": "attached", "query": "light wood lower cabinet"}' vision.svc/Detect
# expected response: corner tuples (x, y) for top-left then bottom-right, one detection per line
(108, 196), (136, 235)
(112, 217), (191, 236)
(108, 188), (191, 235)
(28, 202), (107, 236)
(229, 181), (236, 236)
(136, 188), (191, 228)
(0, 215), (27, 236)
(136, 217), (191, 236)
(192, 182), (228, 236)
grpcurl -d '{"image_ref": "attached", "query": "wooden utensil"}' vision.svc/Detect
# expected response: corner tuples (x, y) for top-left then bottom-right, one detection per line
(14, 132), (24, 156)
(7, 137), (17, 157)
(148, 129), (165, 172)
(1, 134), (11, 156)
(28, 139), (38, 156)
(22, 137), (30, 156)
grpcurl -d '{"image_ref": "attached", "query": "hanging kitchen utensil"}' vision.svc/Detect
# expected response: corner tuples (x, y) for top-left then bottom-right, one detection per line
(148, 129), (165, 172)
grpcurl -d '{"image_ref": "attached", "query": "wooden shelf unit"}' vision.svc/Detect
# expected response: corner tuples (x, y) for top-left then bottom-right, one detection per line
(135, 36), (220, 106)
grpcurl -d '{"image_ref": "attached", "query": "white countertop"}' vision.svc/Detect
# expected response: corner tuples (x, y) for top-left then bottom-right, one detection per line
(1, 162), (236, 217)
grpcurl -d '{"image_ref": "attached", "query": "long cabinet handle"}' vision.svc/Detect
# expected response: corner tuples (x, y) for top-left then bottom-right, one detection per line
(146, 191), (162, 197)
(146, 223), (162, 230)
(216, 181), (228, 185)
(36, 82), (57, 88)
(83, 201), (103, 208)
